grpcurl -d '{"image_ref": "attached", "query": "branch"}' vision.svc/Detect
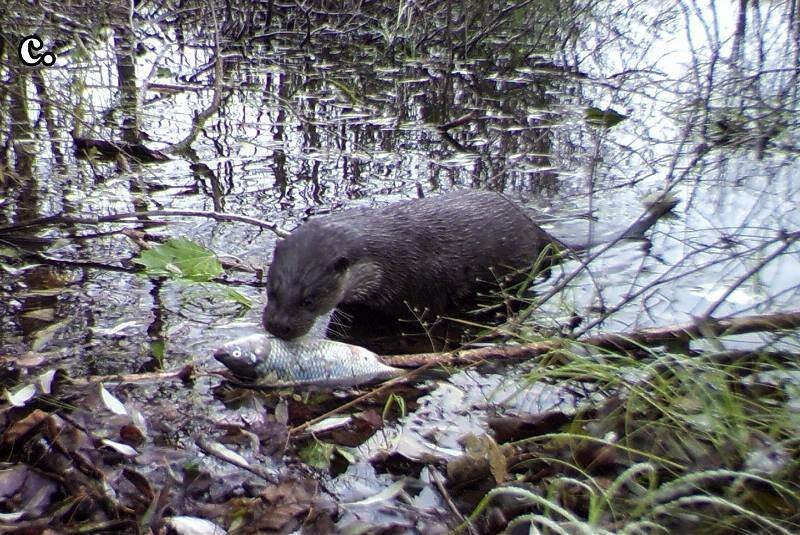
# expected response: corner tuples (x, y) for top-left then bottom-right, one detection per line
(0, 209), (289, 237)
(515, 191), (679, 324)
(701, 231), (799, 318)
(380, 310), (800, 368)
(586, 310), (800, 352)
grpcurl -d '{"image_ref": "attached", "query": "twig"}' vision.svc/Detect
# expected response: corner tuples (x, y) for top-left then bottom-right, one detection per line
(515, 190), (679, 325)
(428, 465), (479, 535)
(22, 251), (138, 273)
(75, 309), (800, 389)
(0, 209), (289, 237)
(74, 366), (196, 386)
(195, 435), (279, 483)
(438, 111), (479, 132)
(573, 232), (794, 339)
(702, 231), (799, 318)
(288, 361), (440, 436)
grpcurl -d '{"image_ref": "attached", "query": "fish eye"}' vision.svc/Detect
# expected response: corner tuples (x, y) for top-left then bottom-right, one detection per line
(232, 349), (241, 358)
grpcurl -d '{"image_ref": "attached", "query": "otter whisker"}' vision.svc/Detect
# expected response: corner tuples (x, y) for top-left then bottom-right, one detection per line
(325, 308), (352, 339)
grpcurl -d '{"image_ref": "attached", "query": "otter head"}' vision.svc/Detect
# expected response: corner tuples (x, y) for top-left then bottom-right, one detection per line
(263, 222), (380, 340)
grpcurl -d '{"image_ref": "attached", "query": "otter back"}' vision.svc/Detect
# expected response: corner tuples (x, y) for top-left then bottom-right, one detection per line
(263, 190), (555, 342)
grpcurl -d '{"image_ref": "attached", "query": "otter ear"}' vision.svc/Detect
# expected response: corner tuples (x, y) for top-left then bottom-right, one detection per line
(333, 256), (350, 273)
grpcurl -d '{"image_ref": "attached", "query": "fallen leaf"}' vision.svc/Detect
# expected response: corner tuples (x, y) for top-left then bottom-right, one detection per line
(200, 439), (250, 467)
(342, 479), (408, 508)
(2, 409), (50, 446)
(15, 352), (46, 368)
(164, 516), (227, 535)
(21, 308), (55, 322)
(90, 320), (141, 336)
(132, 238), (224, 282)
(335, 446), (356, 463)
(37, 369), (57, 394)
(305, 416), (352, 434)
(30, 320), (69, 352)
(256, 480), (315, 531)
(100, 384), (128, 415)
(120, 424), (146, 445)
(101, 438), (138, 457)
(298, 440), (335, 470)
(5, 384), (36, 407)
(122, 468), (154, 501)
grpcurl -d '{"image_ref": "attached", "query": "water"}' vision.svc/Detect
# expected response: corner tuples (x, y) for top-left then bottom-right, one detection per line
(1, 0), (798, 528)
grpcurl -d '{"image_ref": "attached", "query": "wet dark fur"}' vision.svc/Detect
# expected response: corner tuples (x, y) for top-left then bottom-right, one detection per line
(263, 190), (555, 341)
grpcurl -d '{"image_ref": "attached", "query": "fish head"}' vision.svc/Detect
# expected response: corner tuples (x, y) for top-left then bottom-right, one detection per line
(214, 333), (272, 380)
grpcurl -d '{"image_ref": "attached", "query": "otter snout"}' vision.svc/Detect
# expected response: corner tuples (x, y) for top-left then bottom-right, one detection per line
(263, 306), (310, 340)
(265, 319), (300, 339)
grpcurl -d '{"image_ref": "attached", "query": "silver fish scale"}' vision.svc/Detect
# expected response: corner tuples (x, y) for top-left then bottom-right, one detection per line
(215, 333), (403, 387)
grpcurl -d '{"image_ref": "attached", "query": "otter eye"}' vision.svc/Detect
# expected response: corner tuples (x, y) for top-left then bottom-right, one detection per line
(301, 296), (315, 308)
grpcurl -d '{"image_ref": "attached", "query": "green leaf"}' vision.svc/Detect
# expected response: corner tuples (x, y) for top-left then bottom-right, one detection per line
(298, 440), (335, 470)
(383, 393), (407, 419)
(132, 238), (224, 282)
(224, 288), (253, 308)
(335, 446), (357, 463)
(0, 247), (21, 259)
(585, 106), (628, 128)
(150, 339), (165, 366)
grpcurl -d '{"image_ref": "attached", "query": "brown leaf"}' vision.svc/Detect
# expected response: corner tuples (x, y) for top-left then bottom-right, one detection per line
(2, 409), (50, 446)
(354, 409), (383, 428)
(122, 468), (154, 501)
(120, 424), (146, 446)
(15, 352), (47, 368)
(451, 433), (509, 486)
(252, 480), (315, 531)
(487, 410), (572, 443)
(487, 439), (508, 485)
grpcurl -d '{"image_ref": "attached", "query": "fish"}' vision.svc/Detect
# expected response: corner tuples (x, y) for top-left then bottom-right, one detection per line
(213, 333), (404, 387)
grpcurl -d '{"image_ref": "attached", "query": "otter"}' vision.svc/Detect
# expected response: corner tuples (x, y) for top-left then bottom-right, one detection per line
(262, 190), (557, 342)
